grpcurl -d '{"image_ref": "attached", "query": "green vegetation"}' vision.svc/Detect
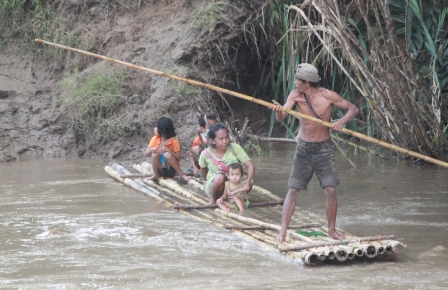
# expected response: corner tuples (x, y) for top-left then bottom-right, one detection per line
(1, 0), (55, 46)
(59, 70), (142, 142)
(242, 0), (447, 154)
(173, 82), (200, 102)
(2, 0), (447, 156)
(164, 67), (203, 103)
(0, 0), (94, 69)
(191, 0), (237, 31)
(243, 139), (263, 156)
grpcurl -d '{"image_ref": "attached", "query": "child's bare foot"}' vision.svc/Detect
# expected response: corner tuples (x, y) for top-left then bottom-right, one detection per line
(275, 232), (286, 243)
(147, 175), (159, 181)
(179, 174), (192, 183)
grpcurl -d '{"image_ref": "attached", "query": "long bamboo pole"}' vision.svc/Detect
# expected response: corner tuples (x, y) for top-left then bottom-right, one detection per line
(35, 39), (448, 168)
(223, 223), (323, 230)
(173, 200), (284, 210)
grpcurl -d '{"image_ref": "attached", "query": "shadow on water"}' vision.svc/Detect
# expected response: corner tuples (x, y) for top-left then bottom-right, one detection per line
(0, 147), (447, 289)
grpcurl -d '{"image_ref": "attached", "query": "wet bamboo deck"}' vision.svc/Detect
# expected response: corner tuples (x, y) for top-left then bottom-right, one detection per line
(105, 162), (406, 265)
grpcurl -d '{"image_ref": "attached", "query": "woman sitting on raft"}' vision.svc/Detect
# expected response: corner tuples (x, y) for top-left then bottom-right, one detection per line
(144, 116), (191, 182)
(198, 123), (255, 204)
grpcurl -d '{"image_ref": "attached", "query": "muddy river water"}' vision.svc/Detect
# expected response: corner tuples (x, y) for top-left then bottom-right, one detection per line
(1, 145), (447, 289)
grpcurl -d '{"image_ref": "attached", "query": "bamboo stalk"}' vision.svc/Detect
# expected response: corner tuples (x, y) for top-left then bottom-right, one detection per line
(332, 134), (389, 160)
(173, 200), (284, 210)
(105, 165), (173, 207)
(247, 134), (297, 143)
(251, 185), (284, 201)
(35, 39), (448, 169)
(133, 179), (181, 204)
(137, 162), (205, 194)
(106, 163), (406, 265)
(248, 134), (357, 168)
(133, 163), (207, 204)
(107, 164), (325, 263)
(105, 165), (125, 183)
(331, 136), (357, 168)
(120, 173), (153, 178)
(122, 165), (258, 232)
(279, 234), (395, 252)
(120, 172), (192, 178)
(223, 223), (323, 231)
(215, 208), (317, 243)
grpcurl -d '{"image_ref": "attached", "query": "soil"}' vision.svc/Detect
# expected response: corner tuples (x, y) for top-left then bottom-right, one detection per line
(0, 0), (273, 163)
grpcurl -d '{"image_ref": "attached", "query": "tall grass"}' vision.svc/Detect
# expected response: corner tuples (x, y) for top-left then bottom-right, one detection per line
(0, 0), (105, 71)
(249, 0), (447, 153)
(59, 70), (142, 142)
(245, 1), (360, 139)
(0, 0), (55, 46)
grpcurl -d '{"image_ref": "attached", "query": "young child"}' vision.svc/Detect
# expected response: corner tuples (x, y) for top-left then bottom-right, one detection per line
(144, 116), (191, 182)
(216, 163), (250, 212)
(190, 113), (217, 177)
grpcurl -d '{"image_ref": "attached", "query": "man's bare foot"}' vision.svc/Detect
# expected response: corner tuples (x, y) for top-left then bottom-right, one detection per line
(275, 232), (286, 243)
(208, 200), (216, 205)
(328, 229), (346, 240)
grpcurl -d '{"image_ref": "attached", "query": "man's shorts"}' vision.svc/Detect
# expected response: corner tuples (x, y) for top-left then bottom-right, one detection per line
(288, 138), (340, 190)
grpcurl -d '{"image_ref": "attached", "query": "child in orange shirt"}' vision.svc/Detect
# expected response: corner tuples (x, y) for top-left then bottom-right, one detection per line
(144, 116), (191, 182)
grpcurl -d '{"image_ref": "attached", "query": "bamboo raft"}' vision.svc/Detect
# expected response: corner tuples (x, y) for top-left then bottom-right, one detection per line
(105, 162), (406, 265)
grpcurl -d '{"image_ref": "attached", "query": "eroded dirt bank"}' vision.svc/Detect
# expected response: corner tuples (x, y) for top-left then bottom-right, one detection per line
(0, 0), (268, 163)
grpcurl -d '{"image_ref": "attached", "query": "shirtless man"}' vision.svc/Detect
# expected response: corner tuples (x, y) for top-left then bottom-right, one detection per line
(271, 63), (358, 242)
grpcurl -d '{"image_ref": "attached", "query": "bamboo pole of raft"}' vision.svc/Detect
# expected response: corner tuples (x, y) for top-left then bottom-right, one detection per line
(223, 223), (323, 230)
(278, 234), (396, 252)
(133, 163), (207, 204)
(109, 164), (244, 229)
(109, 163), (191, 204)
(35, 39), (448, 169)
(136, 162), (205, 194)
(116, 165), (195, 204)
(129, 176), (295, 257)
(215, 208), (317, 243)
(109, 165), (370, 264)
(173, 200), (284, 210)
(120, 174), (153, 178)
(105, 166), (173, 207)
(107, 164), (405, 263)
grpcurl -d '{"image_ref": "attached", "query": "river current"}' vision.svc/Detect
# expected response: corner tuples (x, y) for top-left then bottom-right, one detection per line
(1, 145), (447, 289)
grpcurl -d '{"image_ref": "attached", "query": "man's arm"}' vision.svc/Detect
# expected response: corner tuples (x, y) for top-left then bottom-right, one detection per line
(325, 90), (359, 132)
(272, 90), (299, 122)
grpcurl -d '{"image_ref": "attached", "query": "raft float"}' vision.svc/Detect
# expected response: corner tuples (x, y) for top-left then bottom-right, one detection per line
(105, 162), (406, 265)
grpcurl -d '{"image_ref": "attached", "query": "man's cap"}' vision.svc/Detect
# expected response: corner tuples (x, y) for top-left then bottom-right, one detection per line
(294, 63), (321, 82)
